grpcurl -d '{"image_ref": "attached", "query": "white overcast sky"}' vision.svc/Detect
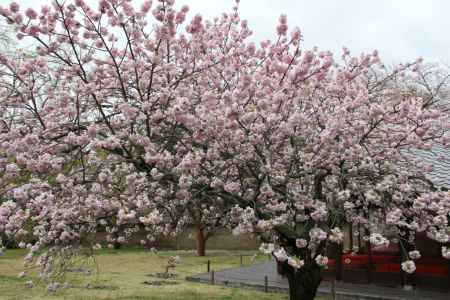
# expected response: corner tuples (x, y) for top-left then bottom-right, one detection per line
(1, 0), (449, 65)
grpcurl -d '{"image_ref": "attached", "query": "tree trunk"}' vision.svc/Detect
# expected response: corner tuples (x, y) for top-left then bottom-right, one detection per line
(366, 238), (373, 283)
(277, 261), (322, 300)
(112, 231), (121, 249)
(196, 227), (206, 257)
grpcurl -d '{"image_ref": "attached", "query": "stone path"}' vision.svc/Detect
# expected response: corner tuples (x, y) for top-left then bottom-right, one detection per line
(186, 261), (449, 300)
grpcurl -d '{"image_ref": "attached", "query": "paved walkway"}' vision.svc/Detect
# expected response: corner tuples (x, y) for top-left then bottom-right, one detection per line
(186, 261), (449, 300)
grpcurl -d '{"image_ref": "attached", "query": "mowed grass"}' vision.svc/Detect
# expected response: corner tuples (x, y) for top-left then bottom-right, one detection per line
(0, 248), (296, 300)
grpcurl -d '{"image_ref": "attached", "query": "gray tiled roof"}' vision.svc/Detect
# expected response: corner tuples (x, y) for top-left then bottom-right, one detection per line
(412, 144), (450, 188)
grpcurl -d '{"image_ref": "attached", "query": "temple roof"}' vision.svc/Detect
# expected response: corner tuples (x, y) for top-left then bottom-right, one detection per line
(413, 144), (450, 188)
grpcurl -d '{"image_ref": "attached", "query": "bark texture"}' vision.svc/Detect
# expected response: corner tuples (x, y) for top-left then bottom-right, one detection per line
(277, 261), (322, 300)
(196, 227), (207, 257)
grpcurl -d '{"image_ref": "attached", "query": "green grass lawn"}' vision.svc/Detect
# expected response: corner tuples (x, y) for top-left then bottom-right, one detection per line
(0, 248), (298, 300)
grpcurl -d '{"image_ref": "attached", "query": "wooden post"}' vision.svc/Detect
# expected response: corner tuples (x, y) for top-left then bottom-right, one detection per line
(399, 240), (412, 288)
(349, 223), (354, 252)
(447, 260), (450, 293)
(207, 260), (210, 273)
(365, 228), (373, 284)
(334, 244), (343, 281)
(210, 270), (215, 285)
(240, 255), (243, 266)
(357, 224), (362, 251)
(331, 280), (336, 300)
(264, 275), (268, 293)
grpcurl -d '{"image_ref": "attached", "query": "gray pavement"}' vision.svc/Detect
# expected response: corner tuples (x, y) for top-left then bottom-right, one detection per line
(186, 261), (449, 300)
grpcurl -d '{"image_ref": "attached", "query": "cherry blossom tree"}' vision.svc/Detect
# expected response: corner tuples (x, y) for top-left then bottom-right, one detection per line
(161, 12), (450, 300)
(0, 0), (238, 259)
(0, 0), (449, 299)
(214, 44), (450, 299)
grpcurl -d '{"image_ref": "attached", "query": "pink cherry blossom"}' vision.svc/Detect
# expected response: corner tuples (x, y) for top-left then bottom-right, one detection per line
(25, 8), (37, 19)
(9, 2), (19, 13)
